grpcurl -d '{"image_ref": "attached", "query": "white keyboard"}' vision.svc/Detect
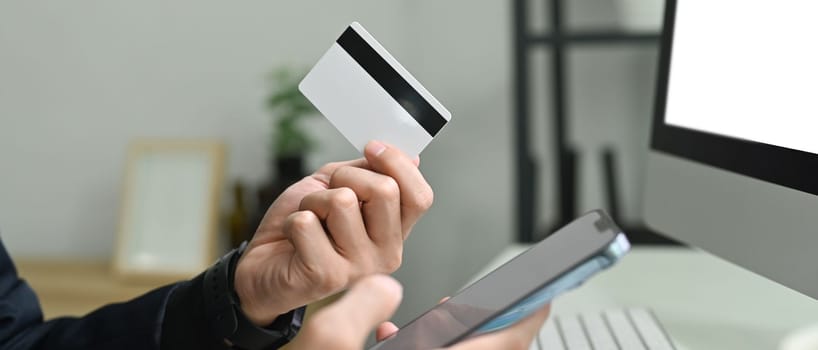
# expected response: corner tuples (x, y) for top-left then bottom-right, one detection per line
(530, 308), (676, 350)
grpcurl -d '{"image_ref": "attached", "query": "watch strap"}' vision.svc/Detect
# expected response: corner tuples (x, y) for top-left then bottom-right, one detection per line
(203, 241), (298, 349)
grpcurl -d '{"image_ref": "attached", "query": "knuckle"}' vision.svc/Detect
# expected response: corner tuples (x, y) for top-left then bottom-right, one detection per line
(329, 187), (359, 209)
(372, 177), (400, 200)
(382, 251), (403, 273)
(286, 211), (316, 232)
(411, 187), (434, 211)
(328, 165), (351, 186)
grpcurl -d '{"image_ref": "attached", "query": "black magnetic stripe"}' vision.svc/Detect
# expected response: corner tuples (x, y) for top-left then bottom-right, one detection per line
(336, 27), (447, 137)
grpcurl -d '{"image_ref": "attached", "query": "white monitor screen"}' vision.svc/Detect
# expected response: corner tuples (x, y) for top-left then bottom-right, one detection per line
(665, 1), (818, 155)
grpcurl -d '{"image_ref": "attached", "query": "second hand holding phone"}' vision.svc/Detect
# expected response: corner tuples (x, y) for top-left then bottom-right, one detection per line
(370, 210), (630, 349)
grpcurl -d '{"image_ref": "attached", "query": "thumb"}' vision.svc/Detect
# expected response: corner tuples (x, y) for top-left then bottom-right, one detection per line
(290, 275), (403, 350)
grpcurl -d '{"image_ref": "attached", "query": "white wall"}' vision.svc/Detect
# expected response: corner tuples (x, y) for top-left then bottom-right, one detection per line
(0, 0), (658, 325)
(0, 0), (406, 258)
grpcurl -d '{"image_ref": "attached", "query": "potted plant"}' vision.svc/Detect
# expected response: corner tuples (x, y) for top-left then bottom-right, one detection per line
(266, 67), (319, 180)
(245, 68), (319, 240)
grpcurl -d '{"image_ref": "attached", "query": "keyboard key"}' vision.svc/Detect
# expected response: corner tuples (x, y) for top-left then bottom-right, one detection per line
(538, 319), (566, 350)
(580, 313), (619, 350)
(604, 309), (647, 350)
(557, 316), (592, 350)
(628, 308), (676, 350)
(536, 307), (676, 349)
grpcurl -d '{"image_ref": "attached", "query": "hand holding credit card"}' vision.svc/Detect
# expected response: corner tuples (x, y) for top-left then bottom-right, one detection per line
(299, 22), (451, 156)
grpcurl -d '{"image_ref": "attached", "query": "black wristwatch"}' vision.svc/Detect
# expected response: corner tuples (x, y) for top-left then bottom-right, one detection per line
(203, 241), (302, 349)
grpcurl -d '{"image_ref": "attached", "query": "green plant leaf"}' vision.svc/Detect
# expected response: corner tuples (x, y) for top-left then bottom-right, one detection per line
(266, 66), (320, 157)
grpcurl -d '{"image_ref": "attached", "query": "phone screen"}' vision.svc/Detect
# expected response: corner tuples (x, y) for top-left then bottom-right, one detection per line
(370, 211), (621, 349)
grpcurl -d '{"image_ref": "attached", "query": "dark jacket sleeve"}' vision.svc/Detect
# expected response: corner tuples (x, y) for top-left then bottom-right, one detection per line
(160, 272), (231, 349)
(0, 238), (178, 349)
(161, 270), (307, 349)
(1, 238), (303, 350)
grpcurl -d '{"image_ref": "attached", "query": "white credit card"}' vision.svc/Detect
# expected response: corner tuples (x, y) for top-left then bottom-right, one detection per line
(299, 22), (451, 156)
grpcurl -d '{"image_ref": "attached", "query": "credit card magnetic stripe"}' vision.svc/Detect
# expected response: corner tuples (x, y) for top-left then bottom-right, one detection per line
(336, 27), (447, 137)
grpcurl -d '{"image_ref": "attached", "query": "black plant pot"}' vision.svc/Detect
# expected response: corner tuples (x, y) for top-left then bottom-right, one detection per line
(246, 154), (307, 240)
(274, 155), (305, 183)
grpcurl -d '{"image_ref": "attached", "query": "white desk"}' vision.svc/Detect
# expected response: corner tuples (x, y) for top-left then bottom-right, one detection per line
(472, 246), (818, 350)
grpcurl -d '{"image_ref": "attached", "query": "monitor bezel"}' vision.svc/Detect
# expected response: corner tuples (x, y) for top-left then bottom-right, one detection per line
(651, 0), (818, 196)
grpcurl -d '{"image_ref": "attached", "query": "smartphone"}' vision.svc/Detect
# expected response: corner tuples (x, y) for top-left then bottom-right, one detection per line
(370, 210), (630, 349)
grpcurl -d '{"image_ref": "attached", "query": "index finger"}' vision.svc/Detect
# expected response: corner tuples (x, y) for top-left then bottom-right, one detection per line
(364, 140), (434, 236)
(311, 158), (370, 186)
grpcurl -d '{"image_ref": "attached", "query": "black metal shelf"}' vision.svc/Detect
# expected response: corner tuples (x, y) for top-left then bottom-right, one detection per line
(512, 0), (665, 243)
(527, 32), (661, 45)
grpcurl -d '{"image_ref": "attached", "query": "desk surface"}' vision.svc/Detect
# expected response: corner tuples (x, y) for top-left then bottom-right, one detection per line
(473, 246), (818, 350)
(15, 260), (159, 319)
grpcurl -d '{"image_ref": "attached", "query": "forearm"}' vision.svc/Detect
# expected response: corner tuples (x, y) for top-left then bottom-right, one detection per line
(161, 272), (228, 349)
(0, 284), (174, 350)
(1, 235), (308, 349)
(1, 235), (172, 350)
(2, 273), (303, 350)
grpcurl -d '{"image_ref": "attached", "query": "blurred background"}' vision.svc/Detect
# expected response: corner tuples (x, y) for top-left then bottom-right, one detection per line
(0, 0), (662, 325)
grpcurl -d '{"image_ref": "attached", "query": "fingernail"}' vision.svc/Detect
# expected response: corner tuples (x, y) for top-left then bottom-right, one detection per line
(366, 140), (387, 157)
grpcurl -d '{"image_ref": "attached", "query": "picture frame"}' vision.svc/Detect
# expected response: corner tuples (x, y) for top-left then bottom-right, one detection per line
(113, 140), (226, 282)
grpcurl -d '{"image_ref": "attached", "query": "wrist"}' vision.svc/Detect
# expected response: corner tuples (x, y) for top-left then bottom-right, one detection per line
(234, 249), (294, 326)
(202, 241), (301, 349)
(236, 294), (279, 327)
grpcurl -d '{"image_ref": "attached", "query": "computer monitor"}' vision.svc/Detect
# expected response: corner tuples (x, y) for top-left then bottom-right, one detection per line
(644, 0), (818, 300)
